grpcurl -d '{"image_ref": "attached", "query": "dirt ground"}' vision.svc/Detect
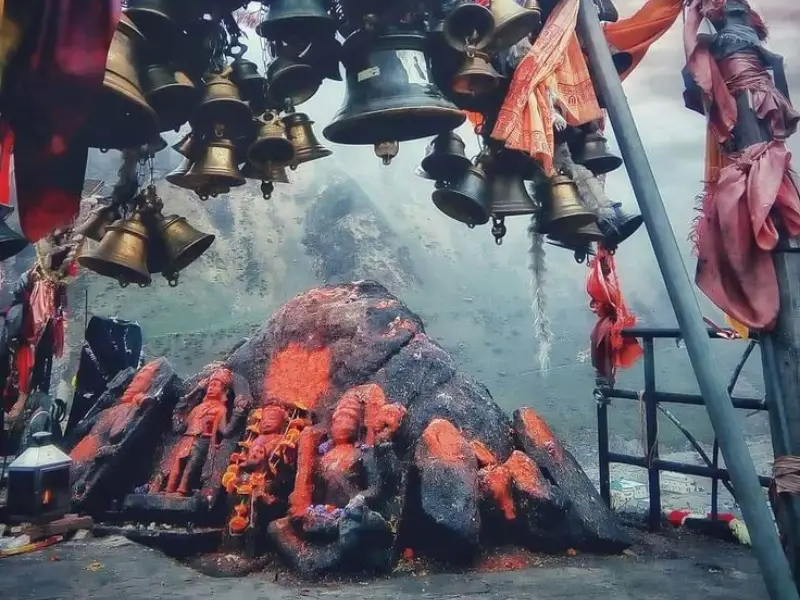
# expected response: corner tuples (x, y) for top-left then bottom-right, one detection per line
(0, 526), (769, 600)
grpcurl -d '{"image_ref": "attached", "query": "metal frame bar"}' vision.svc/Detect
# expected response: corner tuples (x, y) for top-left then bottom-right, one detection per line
(576, 2), (797, 597)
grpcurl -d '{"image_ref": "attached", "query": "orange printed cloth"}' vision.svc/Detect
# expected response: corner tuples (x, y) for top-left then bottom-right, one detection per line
(587, 247), (642, 382)
(491, 0), (601, 175)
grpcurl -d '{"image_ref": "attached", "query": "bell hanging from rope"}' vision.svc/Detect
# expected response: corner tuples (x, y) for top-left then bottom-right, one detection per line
(487, 0), (542, 52)
(266, 56), (322, 109)
(539, 173), (597, 236)
(0, 209), (29, 261)
(451, 50), (501, 97)
(255, 0), (336, 40)
(442, 0), (495, 52)
(142, 63), (200, 132)
(78, 212), (151, 287)
(597, 202), (643, 250)
(194, 74), (252, 137)
(171, 132), (197, 159)
(151, 212), (215, 286)
(247, 113), (296, 168)
(432, 162), (492, 226)
(81, 15), (158, 150)
(420, 132), (470, 182)
(324, 32), (466, 145)
(230, 56), (267, 104)
(182, 133), (246, 198)
(75, 205), (120, 242)
(124, 0), (190, 40)
(282, 112), (332, 168)
(576, 131), (622, 175)
(489, 172), (537, 218)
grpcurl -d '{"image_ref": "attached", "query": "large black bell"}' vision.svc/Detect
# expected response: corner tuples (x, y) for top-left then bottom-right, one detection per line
(266, 56), (322, 109)
(323, 32), (466, 145)
(0, 207), (29, 261)
(598, 202), (643, 250)
(256, 0), (336, 40)
(576, 131), (622, 175)
(432, 163), (491, 226)
(124, 0), (190, 40)
(489, 172), (537, 217)
(420, 132), (470, 181)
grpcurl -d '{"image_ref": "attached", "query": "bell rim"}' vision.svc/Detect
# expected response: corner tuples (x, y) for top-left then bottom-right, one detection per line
(546, 237), (597, 256)
(601, 213), (643, 246)
(163, 234), (216, 275)
(420, 154), (471, 182)
(580, 154), (623, 176)
(78, 254), (152, 286)
(431, 188), (491, 226)
(181, 172), (247, 189)
(293, 147), (332, 165)
(0, 237), (30, 260)
(323, 106), (466, 146)
(542, 213), (598, 236)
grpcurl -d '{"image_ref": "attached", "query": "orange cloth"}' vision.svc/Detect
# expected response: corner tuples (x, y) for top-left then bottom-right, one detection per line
(491, 0), (601, 175)
(603, 0), (684, 81)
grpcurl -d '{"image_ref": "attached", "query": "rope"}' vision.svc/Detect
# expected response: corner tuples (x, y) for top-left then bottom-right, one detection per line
(774, 456), (800, 495)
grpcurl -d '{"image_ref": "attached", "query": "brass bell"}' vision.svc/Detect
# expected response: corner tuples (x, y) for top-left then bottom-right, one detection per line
(242, 161), (290, 184)
(487, 0), (542, 52)
(324, 32), (466, 145)
(230, 57), (267, 103)
(452, 51), (501, 97)
(443, 0), (495, 52)
(598, 202), (643, 250)
(165, 158), (196, 190)
(142, 64), (200, 132)
(124, 0), (190, 39)
(420, 132), (471, 182)
(247, 113), (295, 168)
(75, 205), (120, 242)
(195, 74), (252, 136)
(152, 212), (215, 283)
(266, 56), (322, 109)
(78, 212), (151, 287)
(490, 173), (537, 218)
(282, 112), (332, 168)
(171, 132), (196, 159)
(255, 0), (336, 40)
(82, 15), (158, 150)
(432, 162), (492, 226)
(182, 135), (246, 194)
(539, 173), (597, 236)
(576, 131), (622, 175)
(0, 210), (29, 261)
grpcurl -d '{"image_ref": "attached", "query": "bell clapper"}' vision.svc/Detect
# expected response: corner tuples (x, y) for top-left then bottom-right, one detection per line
(491, 216), (507, 245)
(165, 272), (180, 288)
(374, 141), (399, 166)
(261, 180), (274, 200)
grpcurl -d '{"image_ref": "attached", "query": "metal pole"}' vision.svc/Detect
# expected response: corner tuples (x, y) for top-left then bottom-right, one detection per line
(643, 338), (661, 531)
(575, 2), (798, 598)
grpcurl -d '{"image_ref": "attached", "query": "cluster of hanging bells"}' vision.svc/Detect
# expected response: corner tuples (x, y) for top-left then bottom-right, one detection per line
(77, 185), (214, 288)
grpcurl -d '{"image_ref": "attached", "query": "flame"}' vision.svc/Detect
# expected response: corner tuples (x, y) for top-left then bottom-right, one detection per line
(42, 489), (52, 505)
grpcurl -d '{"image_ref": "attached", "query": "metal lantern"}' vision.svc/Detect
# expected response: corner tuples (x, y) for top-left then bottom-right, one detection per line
(6, 431), (72, 524)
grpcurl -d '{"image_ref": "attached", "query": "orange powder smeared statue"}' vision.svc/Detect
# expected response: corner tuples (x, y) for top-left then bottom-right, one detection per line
(149, 366), (244, 496)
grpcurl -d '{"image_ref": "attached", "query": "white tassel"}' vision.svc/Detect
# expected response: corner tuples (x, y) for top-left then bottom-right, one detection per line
(527, 215), (553, 372)
(548, 88), (568, 132)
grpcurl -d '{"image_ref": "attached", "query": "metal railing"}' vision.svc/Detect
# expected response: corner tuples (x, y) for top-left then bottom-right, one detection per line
(595, 327), (770, 531)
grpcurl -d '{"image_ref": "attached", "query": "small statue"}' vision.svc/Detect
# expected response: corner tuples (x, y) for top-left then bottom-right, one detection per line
(149, 366), (246, 496)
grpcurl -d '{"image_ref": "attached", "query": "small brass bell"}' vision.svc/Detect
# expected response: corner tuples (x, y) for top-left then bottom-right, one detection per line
(75, 205), (120, 242)
(182, 135), (246, 195)
(282, 112), (332, 168)
(490, 173), (537, 217)
(443, 0), (495, 52)
(598, 202), (643, 250)
(266, 56), (322, 109)
(432, 162), (492, 226)
(171, 132), (196, 159)
(153, 212), (215, 284)
(487, 0), (542, 52)
(0, 208), (29, 261)
(247, 114), (295, 168)
(124, 0), (190, 39)
(165, 158), (196, 190)
(194, 74), (252, 136)
(142, 64), (200, 132)
(420, 132), (471, 182)
(539, 173), (597, 236)
(576, 132), (622, 175)
(78, 212), (151, 287)
(82, 15), (158, 150)
(452, 51), (501, 97)
(230, 57), (267, 103)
